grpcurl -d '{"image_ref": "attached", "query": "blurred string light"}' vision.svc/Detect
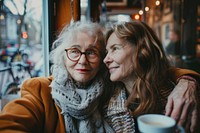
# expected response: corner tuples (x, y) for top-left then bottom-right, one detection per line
(139, 10), (143, 15)
(131, 13), (141, 20)
(138, 6), (149, 17)
(134, 14), (140, 20)
(137, 0), (161, 20)
(145, 6), (149, 12)
(155, 0), (160, 6)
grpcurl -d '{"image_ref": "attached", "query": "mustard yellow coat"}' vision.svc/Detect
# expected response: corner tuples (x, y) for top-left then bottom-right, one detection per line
(0, 68), (199, 133)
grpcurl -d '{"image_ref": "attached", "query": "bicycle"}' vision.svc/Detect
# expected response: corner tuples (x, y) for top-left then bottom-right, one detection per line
(0, 61), (32, 98)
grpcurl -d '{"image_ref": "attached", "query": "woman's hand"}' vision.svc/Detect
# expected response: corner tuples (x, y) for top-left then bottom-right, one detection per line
(165, 78), (198, 133)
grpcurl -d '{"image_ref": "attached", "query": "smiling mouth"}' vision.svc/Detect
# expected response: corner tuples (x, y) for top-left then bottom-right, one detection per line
(109, 67), (118, 72)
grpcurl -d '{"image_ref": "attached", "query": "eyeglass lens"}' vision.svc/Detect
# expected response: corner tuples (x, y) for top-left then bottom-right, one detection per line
(65, 48), (99, 62)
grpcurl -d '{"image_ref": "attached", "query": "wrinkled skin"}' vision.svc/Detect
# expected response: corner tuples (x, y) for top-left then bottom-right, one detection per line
(165, 79), (199, 133)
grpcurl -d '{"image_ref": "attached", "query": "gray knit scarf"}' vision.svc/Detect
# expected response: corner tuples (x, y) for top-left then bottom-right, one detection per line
(50, 65), (114, 133)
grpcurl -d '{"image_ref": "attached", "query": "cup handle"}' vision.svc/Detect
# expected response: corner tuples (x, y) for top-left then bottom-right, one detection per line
(176, 125), (185, 133)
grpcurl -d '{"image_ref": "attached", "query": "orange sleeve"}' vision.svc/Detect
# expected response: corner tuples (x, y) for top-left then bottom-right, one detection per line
(168, 67), (200, 82)
(0, 77), (65, 133)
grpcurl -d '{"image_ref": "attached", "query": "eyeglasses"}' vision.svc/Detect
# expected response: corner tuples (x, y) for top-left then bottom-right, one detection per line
(65, 48), (100, 62)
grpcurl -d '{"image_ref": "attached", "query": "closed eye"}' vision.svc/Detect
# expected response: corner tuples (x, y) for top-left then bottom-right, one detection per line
(110, 44), (123, 52)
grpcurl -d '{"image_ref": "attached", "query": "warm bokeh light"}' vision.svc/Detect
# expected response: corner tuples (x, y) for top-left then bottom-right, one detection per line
(139, 10), (143, 15)
(155, 0), (160, 6)
(134, 14), (140, 20)
(21, 31), (28, 39)
(145, 6), (150, 12)
(131, 14), (141, 21)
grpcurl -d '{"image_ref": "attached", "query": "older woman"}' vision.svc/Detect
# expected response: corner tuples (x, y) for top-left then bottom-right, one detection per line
(0, 21), (114, 133)
(103, 21), (199, 133)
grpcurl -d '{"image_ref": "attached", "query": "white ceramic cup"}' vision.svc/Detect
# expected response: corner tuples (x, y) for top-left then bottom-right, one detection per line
(137, 114), (185, 133)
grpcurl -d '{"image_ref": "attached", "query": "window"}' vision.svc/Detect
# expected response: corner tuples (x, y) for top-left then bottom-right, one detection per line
(0, 0), (44, 90)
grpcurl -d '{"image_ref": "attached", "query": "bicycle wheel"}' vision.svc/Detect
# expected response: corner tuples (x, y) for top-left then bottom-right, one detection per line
(1, 82), (20, 96)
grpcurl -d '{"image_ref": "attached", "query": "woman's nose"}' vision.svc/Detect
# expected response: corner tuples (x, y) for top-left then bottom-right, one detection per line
(103, 53), (112, 64)
(78, 54), (88, 65)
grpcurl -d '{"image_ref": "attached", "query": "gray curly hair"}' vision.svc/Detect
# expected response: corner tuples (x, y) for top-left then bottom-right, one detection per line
(49, 21), (106, 67)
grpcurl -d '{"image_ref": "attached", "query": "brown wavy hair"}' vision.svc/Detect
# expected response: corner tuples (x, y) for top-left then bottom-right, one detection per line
(106, 21), (171, 116)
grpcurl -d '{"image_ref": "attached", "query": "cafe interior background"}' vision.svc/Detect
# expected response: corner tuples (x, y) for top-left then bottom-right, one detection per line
(0, 0), (199, 107)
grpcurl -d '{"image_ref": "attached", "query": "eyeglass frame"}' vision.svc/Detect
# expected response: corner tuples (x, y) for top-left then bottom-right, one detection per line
(64, 48), (101, 62)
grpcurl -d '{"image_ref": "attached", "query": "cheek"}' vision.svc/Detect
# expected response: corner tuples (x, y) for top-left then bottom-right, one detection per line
(64, 59), (76, 73)
(64, 54), (75, 65)
(114, 54), (128, 66)
(121, 58), (134, 75)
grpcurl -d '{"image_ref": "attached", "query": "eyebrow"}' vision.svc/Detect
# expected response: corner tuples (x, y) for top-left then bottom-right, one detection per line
(70, 44), (99, 50)
(70, 44), (80, 48)
(108, 43), (123, 49)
